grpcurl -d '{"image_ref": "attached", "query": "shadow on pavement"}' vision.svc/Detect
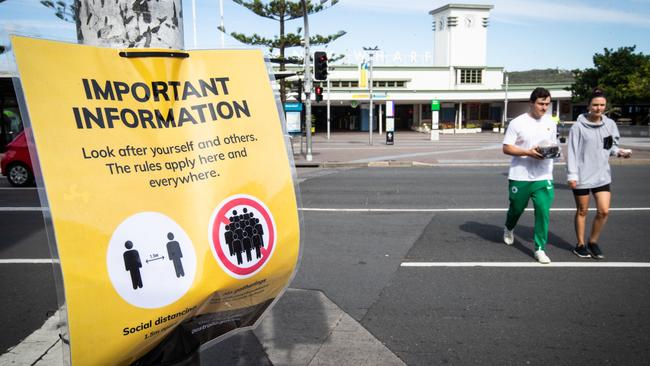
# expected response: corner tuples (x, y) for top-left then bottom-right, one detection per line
(458, 221), (503, 244)
(200, 330), (271, 366)
(513, 225), (574, 251)
(459, 221), (574, 257)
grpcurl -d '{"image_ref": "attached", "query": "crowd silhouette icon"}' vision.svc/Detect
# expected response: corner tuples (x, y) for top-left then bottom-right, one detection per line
(223, 208), (266, 265)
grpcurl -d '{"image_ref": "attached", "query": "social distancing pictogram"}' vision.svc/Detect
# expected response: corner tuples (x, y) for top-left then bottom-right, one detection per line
(107, 212), (197, 309)
(209, 194), (276, 278)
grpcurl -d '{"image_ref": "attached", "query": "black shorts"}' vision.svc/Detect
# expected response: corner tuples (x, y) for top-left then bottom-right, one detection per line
(572, 184), (610, 196)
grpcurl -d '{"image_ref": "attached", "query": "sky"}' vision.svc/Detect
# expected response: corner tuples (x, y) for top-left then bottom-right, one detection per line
(1, 0), (650, 73)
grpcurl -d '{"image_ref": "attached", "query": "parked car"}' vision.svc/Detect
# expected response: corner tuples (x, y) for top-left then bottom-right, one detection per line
(1, 131), (34, 187)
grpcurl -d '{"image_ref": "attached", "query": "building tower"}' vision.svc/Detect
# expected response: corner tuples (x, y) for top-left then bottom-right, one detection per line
(430, 4), (493, 67)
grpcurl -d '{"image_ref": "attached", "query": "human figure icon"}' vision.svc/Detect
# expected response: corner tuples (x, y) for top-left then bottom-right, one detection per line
(253, 228), (263, 259)
(123, 241), (143, 289)
(232, 233), (243, 265)
(166, 232), (185, 278)
(224, 224), (234, 255)
(245, 220), (254, 238)
(254, 218), (265, 247)
(242, 231), (253, 262)
(234, 222), (244, 245)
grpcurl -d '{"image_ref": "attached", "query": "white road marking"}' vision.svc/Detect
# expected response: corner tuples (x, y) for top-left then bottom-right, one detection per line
(402, 262), (650, 268)
(0, 259), (58, 264)
(5, 207), (649, 213)
(0, 206), (46, 211)
(349, 144), (503, 163)
(299, 207), (650, 213)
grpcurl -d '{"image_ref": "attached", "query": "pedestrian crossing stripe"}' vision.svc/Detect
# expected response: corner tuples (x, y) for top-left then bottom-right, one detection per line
(298, 207), (650, 212)
(401, 262), (650, 267)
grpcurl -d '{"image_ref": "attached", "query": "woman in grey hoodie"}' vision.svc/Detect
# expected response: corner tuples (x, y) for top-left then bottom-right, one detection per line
(566, 89), (632, 259)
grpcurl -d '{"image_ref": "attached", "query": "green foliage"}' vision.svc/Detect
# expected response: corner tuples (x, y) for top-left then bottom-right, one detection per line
(40, 0), (78, 23)
(507, 69), (574, 84)
(232, 0), (338, 21)
(223, 1), (346, 60)
(224, 0), (346, 103)
(570, 46), (650, 104)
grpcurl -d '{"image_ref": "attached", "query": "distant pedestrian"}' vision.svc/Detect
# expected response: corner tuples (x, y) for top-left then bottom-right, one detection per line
(566, 88), (632, 259)
(551, 110), (560, 125)
(502, 87), (557, 264)
(551, 110), (562, 141)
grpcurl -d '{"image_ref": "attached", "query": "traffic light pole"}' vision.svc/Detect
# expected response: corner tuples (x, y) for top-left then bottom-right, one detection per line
(327, 74), (331, 140)
(302, 0), (313, 161)
(369, 52), (374, 146)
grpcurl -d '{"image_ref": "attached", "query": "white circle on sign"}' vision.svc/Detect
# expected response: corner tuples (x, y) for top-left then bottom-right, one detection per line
(107, 212), (196, 309)
(208, 194), (276, 279)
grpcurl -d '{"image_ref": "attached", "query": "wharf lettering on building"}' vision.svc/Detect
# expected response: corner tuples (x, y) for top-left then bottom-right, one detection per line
(73, 77), (251, 129)
(288, 49), (434, 65)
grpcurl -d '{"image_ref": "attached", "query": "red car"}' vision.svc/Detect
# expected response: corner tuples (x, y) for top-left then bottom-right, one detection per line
(1, 131), (34, 187)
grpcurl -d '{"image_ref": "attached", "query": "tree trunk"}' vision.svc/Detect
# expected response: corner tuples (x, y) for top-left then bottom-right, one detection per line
(77, 0), (184, 49)
(279, 2), (287, 104)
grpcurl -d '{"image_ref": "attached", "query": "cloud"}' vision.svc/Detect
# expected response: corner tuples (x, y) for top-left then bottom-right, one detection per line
(0, 19), (75, 32)
(0, 19), (75, 43)
(494, 0), (650, 27)
(339, 0), (650, 27)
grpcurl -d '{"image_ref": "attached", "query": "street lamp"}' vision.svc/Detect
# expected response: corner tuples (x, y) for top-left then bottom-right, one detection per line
(301, 0), (313, 161)
(363, 46), (379, 145)
(327, 66), (332, 140)
(503, 72), (509, 133)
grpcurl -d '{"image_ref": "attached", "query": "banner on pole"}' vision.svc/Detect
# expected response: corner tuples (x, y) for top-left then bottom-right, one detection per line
(12, 36), (301, 365)
(358, 60), (369, 89)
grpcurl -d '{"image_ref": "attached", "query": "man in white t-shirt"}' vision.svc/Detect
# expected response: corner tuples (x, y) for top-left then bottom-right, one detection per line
(502, 87), (557, 264)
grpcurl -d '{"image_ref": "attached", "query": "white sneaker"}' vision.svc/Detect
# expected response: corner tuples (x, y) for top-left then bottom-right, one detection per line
(534, 250), (551, 264)
(503, 227), (514, 245)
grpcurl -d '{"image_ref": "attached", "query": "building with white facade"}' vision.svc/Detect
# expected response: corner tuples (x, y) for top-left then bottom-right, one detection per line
(292, 3), (573, 134)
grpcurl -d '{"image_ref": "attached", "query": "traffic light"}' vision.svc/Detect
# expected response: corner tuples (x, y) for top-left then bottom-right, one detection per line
(314, 51), (328, 80)
(315, 86), (323, 102)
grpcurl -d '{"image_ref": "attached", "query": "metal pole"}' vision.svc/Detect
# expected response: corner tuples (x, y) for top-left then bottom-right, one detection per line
(192, 0), (197, 48)
(219, 0), (225, 48)
(503, 73), (509, 133)
(369, 52), (374, 145)
(327, 74), (331, 140)
(302, 0), (312, 161)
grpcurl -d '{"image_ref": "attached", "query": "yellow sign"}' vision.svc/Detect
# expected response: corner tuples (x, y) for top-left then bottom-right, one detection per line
(12, 36), (300, 365)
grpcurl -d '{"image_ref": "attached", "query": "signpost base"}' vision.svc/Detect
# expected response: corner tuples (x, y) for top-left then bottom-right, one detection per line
(386, 131), (394, 145)
(430, 130), (439, 141)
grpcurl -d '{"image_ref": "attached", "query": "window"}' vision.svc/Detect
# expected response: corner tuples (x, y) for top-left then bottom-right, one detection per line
(316, 80), (406, 89)
(459, 68), (483, 84)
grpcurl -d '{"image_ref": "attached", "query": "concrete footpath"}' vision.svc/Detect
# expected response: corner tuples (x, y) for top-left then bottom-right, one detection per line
(290, 130), (650, 167)
(1, 289), (404, 366)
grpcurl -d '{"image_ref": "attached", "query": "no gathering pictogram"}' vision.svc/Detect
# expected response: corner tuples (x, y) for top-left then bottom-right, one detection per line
(208, 194), (276, 279)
